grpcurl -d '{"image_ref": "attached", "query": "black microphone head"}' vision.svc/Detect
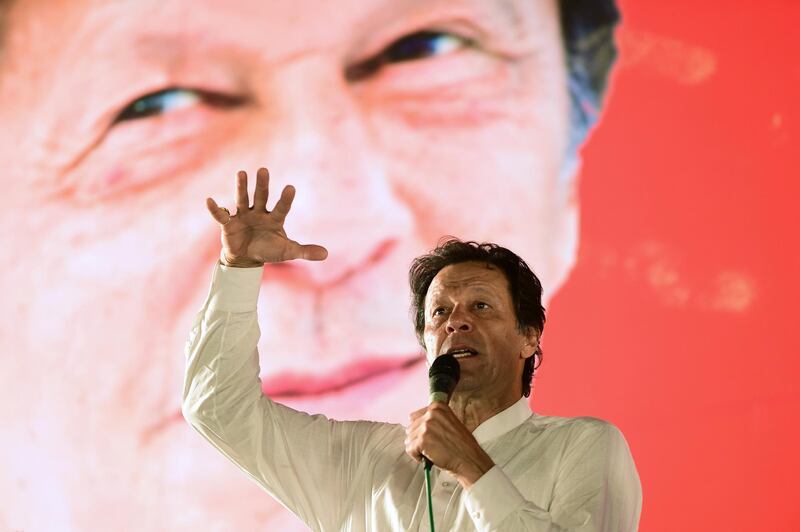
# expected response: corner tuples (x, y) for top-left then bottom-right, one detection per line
(428, 353), (461, 397)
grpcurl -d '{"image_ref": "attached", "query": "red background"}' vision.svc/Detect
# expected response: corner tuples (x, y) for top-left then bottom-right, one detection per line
(539, 1), (799, 529)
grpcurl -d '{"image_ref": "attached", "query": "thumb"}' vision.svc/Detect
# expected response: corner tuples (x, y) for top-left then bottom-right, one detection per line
(285, 242), (328, 261)
(206, 197), (232, 225)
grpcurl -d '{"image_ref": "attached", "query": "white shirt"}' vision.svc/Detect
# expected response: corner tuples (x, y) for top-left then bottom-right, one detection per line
(183, 262), (642, 531)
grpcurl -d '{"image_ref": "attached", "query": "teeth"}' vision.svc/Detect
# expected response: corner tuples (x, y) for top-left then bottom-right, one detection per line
(453, 352), (474, 359)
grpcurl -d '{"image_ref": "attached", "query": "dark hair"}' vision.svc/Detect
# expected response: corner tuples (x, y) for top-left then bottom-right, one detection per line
(409, 238), (546, 397)
(559, 0), (621, 158)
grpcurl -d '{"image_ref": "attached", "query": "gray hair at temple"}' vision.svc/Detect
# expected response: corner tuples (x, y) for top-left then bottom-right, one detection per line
(559, 0), (621, 172)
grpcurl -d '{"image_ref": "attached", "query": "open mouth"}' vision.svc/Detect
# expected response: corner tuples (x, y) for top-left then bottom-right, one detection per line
(446, 347), (478, 359)
(261, 355), (425, 398)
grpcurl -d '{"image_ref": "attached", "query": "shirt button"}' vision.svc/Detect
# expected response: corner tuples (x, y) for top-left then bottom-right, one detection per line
(474, 511), (482, 519)
(442, 481), (450, 488)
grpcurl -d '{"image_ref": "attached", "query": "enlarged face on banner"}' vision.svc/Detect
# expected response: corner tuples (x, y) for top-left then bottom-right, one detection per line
(0, 0), (576, 529)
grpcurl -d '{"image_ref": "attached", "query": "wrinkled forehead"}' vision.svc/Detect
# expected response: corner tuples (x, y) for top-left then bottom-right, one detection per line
(424, 262), (510, 305)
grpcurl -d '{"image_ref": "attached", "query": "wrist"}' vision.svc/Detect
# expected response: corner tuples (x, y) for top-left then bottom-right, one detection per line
(455, 451), (495, 490)
(219, 250), (264, 268)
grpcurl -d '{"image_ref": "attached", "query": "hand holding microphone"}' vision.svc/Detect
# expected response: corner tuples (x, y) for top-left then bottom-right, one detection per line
(404, 355), (495, 488)
(424, 354), (461, 470)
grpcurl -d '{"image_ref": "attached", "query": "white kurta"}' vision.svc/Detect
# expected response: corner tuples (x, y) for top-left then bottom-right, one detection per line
(183, 262), (642, 531)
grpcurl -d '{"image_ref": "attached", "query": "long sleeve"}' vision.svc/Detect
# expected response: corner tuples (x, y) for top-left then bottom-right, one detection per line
(181, 262), (392, 531)
(463, 420), (642, 531)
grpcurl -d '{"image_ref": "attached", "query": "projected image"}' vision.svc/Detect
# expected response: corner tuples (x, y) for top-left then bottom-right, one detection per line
(0, 0), (619, 530)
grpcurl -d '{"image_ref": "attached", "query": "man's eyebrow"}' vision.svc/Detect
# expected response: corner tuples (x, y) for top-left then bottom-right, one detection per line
(131, 0), (533, 72)
(436, 280), (504, 298)
(466, 285), (502, 299)
(132, 32), (237, 62)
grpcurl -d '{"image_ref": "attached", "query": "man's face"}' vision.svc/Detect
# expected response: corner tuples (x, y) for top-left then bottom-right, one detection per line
(423, 261), (537, 401)
(0, 0), (572, 529)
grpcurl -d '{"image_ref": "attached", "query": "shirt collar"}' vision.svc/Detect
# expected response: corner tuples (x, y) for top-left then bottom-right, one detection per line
(471, 396), (533, 445)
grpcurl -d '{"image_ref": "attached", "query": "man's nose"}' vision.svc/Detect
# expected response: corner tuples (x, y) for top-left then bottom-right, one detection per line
(261, 60), (414, 286)
(445, 308), (473, 334)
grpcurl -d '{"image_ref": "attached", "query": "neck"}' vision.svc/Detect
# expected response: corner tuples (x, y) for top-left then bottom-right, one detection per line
(448, 392), (522, 433)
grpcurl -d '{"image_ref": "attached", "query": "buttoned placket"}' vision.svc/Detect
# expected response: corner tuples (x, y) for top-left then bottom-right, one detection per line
(424, 468), (458, 531)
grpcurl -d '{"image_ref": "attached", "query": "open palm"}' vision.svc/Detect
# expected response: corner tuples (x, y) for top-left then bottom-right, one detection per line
(206, 168), (328, 266)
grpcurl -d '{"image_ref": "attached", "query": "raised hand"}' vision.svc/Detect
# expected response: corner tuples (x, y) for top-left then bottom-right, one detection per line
(206, 167), (328, 267)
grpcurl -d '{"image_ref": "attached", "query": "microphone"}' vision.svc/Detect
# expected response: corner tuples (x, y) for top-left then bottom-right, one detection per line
(424, 354), (460, 470)
(428, 353), (460, 404)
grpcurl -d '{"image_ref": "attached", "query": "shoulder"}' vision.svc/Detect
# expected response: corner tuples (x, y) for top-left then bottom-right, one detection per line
(525, 414), (629, 451)
(528, 413), (616, 434)
(524, 415), (638, 480)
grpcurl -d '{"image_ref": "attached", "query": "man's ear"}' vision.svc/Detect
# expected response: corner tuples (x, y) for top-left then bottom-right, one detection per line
(519, 327), (540, 360)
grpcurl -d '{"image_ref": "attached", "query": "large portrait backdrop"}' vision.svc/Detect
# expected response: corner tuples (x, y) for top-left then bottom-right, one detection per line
(0, 0), (796, 530)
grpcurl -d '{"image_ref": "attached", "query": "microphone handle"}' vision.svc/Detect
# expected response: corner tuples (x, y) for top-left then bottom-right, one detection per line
(423, 390), (449, 470)
(429, 391), (449, 404)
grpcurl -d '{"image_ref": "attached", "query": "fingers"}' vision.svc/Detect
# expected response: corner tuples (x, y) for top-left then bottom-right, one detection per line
(404, 427), (424, 463)
(221, 170), (328, 262)
(248, 177), (299, 223)
(206, 197), (232, 225)
(405, 441), (423, 463)
(409, 406), (427, 424)
(252, 167), (270, 211)
(404, 407), (429, 462)
(271, 185), (295, 223)
(428, 402), (453, 415)
(235, 170), (250, 211)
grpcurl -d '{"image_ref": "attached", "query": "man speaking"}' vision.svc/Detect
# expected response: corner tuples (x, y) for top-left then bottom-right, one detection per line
(182, 168), (641, 531)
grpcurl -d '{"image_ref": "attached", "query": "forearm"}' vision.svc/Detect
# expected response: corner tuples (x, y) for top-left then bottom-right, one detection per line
(182, 262), (332, 524)
(465, 454), (640, 531)
(181, 262), (266, 458)
(464, 466), (562, 532)
(181, 262), (380, 528)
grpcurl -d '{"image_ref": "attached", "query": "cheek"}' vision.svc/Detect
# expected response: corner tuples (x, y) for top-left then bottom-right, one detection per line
(372, 104), (567, 250)
(0, 193), (210, 357)
(52, 111), (242, 205)
(365, 36), (570, 243)
(423, 328), (438, 361)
